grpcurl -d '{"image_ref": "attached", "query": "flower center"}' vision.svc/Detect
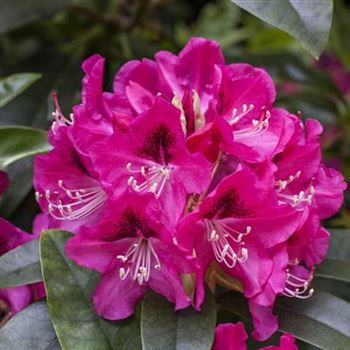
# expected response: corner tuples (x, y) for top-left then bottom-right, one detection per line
(204, 219), (250, 268)
(233, 107), (270, 140)
(117, 238), (161, 285)
(277, 176), (315, 209)
(126, 162), (173, 199)
(228, 103), (255, 125)
(282, 264), (314, 299)
(275, 171), (302, 192)
(35, 180), (106, 220)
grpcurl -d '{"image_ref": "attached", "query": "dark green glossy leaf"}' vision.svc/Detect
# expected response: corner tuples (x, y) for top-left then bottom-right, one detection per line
(0, 301), (61, 350)
(313, 277), (350, 303)
(0, 238), (42, 288)
(0, 73), (41, 108)
(328, 229), (350, 261)
(315, 258), (350, 284)
(231, 0), (333, 58)
(141, 288), (216, 350)
(40, 230), (141, 350)
(0, 126), (51, 169)
(218, 291), (350, 350)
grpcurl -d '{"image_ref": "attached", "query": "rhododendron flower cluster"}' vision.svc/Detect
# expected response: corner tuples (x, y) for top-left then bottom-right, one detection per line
(0, 171), (45, 326)
(33, 37), (346, 345)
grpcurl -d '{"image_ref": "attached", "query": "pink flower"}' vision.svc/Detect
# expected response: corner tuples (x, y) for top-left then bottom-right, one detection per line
(66, 192), (195, 320)
(34, 128), (108, 234)
(212, 322), (299, 350)
(191, 66), (291, 163)
(89, 96), (211, 227)
(113, 37), (224, 116)
(176, 165), (302, 318)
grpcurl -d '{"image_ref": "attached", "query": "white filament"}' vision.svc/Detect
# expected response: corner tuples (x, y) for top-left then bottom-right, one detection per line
(204, 219), (250, 268)
(117, 238), (161, 285)
(126, 162), (172, 199)
(35, 180), (106, 220)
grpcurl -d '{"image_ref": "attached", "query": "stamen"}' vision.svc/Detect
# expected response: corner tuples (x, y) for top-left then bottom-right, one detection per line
(35, 180), (106, 220)
(277, 179), (315, 209)
(229, 104), (255, 125)
(126, 162), (173, 199)
(204, 219), (250, 268)
(282, 266), (314, 299)
(51, 92), (74, 134)
(117, 238), (161, 285)
(275, 171), (302, 192)
(233, 107), (270, 140)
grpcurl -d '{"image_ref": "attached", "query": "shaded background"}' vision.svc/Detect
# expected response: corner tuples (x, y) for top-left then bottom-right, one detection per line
(0, 0), (350, 231)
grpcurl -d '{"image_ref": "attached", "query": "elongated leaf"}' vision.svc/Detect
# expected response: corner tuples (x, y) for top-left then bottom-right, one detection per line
(0, 73), (41, 108)
(313, 277), (350, 303)
(231, 0), (333, 58)
(0, 238), (41, 288)
(141, 292), (177, 350)
(328, 229), (350, 261)
(141, 288), (216, 350)
(0, 126), (51, 169)
(315, 258), (350, 284)
(218, 291), (350, 350)
(0, 301), (61, 350)
(40, 230), (141, 350)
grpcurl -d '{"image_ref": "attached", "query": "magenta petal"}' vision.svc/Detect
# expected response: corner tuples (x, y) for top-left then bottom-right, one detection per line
(249, 302), (278, 341)
(260, 332), (299, 350)
(0, 218), (34, 255)
(156, 37), (224, 112)
(313, 165), (347, 219)
(66, 233), (134, 273)
(93, 264), (146, 320)
(0, 286), (32, 315)
(212, 322), (248, 350)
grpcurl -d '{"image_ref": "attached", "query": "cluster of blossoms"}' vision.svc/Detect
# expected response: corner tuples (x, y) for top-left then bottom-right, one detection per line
(0, 171), (45, 326)
(32, 38), (346, 346)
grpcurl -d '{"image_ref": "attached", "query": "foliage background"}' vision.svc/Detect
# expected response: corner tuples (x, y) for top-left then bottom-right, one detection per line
(1, 1), (350, 349)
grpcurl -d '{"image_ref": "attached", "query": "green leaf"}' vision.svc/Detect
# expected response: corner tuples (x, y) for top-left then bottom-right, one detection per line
(0, 301), (61, 350)
(218, 291), (350, 350)
(0, 126), (51, 169)
(141, 288), (216, 350)
(315, 258), (350, 284)
(0, 238), (42, 288)
(0, 73), (41, 108)
(40, 230), (141, 350)
(328, 229), (350, 261)
(231, 0), (333, 58)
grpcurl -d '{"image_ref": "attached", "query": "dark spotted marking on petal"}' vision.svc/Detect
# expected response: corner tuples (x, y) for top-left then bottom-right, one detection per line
(137, 123), (176, 164)
(204, 189), (252, 219)
(102, 208), (157, 241)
